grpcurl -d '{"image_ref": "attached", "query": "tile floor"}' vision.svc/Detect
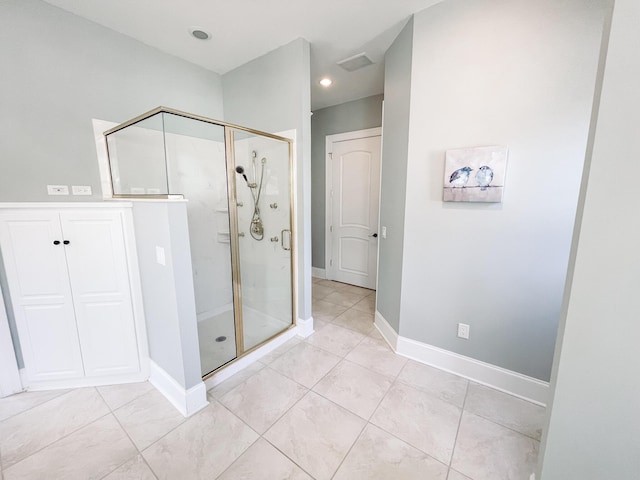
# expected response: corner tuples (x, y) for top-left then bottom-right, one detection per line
(0, 278), (544, 480)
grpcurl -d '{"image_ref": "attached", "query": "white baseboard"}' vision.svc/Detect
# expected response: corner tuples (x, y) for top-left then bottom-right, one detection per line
(312, 267), (326, 279)
(296, 316), (314, 338)
(375, 312), (549, 406)
(149, 360), (209, 417)
(20, 368), (148, 392)
(204, 327), (298, 390)
(374, 311), (398, 350)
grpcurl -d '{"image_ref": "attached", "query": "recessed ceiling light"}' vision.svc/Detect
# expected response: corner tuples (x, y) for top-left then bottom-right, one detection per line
(189, 27), (210, 40)
(319, 78), (333, 87)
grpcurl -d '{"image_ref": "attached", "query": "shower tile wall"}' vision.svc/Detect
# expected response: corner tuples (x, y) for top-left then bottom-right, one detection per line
(164, 128), (236, 375)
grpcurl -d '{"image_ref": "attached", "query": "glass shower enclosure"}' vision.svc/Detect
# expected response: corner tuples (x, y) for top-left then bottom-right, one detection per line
(104, 107), (295, 378)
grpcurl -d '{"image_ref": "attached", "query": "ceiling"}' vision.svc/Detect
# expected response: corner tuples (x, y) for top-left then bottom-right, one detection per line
(42, 0), (442, 110)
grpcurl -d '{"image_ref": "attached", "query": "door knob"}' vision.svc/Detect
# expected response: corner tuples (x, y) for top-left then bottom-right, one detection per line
(63, 240), (70, 245)
(369, 233), (378, 238)
(53, 240), (60, 245)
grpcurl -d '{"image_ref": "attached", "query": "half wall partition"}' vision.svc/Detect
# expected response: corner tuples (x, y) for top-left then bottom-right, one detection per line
(104, 107), (295, 378)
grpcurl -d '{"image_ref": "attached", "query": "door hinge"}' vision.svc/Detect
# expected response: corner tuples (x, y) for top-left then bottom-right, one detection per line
(329, 152), (333, 158)
(330, 259), (333, 266)
(330, 225), (333, 232)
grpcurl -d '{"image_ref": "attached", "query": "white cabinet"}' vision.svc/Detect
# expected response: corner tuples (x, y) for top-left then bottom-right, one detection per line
(0, 204), (148, 389)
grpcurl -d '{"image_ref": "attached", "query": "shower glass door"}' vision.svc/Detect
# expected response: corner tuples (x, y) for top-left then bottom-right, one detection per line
(162, 113), (237, 377)
(231, 130), (294, 351)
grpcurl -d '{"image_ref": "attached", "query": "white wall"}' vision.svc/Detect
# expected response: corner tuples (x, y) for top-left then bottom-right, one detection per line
(222, 38), (313, 323)
(539, 0), (640, 477)
(393, 0), (608, 381)
(163, 127), (232, 320)
(0, 0), (224, 202)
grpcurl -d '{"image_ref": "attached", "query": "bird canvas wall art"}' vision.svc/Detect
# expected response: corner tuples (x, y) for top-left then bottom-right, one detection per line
(443, 145), (508, 202)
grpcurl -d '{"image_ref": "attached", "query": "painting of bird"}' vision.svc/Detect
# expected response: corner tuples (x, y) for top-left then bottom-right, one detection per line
(475, 165), (494, 190)
(449, 166), (472, 187)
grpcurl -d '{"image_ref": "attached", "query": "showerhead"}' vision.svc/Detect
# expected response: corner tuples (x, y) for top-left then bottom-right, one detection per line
(235, 165), (248, 183)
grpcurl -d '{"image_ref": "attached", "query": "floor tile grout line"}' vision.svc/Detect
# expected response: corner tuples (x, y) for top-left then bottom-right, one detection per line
(449, 380), (470, 469)
(217, 365), (310, 436)
(461, 409), (542, 443)
(328, 416), (369, 480)
(95, 383), (153, 415)
(259, 434), (318, 480)
(0, 388), (70, 424)
(2, 407), (114, 474)
(364, 416), (451, 471)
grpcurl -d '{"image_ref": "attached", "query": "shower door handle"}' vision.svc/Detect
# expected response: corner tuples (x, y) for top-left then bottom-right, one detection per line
(281, 229), (291, 251)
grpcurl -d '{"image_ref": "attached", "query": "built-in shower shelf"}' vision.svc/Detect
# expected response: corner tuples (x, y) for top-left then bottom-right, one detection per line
(217, 232), (230, 243)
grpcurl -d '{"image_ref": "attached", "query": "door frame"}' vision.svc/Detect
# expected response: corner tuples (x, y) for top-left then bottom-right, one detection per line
(325, 127), (382, 283)
(0, 286), (22, 397)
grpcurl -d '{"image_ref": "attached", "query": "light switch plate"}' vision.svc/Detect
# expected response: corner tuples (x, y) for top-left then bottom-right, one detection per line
(155, 246), (166, 266)
(47, 185), (69, 195)
(72, 185), (92, 195)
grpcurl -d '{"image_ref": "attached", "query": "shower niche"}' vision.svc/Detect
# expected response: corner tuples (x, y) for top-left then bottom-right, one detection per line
(104, 108), (295, 378)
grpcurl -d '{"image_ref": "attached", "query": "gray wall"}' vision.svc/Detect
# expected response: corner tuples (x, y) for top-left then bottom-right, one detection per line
(310, 94), (384, 269)
(377, 19), (414, 332)
(0, 0), (225, 382)
(0, 0), (224, 203)
(222, 38), (313, 321)
(392, 0), (607, 381)
(132, 202), (201, 389)
(539, 0), (640, 477)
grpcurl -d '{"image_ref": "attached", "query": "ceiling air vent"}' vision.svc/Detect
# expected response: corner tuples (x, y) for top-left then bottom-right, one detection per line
(337, 53), (374, 72)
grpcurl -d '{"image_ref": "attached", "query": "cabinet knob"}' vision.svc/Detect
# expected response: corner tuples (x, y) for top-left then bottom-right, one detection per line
(53, 240), (60, 245)
(63, 240), (70, 245)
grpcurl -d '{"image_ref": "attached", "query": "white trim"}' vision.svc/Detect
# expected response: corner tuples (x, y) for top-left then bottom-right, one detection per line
(92, 119), (117, 200)
(120, 208), (150, 380)
(149, 360), (209, 417)
(325, 128), (382, 283)
(0, 202), (133, 209)
(326, 127), (383, 145)
(0, 287), (22, 398)
(396, 338), (549, 406)
(204, 327), (298, 390)
(375, 311), (549, 406)
(312, 267), (326, 279)
(374, 310), (398, 350)
(296, 316), (314, 338)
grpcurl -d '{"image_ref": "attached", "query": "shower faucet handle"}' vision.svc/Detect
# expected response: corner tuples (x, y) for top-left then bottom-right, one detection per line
(270, 236), (279, 242)
(270, 203), (278, 209)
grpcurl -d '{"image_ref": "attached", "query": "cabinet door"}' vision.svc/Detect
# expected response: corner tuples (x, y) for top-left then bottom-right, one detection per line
(60, 210), (140, 377)
(0, 212), (85, 382)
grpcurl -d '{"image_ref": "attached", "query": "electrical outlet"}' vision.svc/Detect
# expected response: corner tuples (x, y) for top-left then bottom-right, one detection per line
(47, 185), (69, 195)
(72, 185), (92, 195)
(457, 323), (470, 339)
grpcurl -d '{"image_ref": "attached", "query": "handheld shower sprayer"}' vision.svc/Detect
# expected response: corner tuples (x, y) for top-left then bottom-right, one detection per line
(237, 152), (267, 241)
(235, 165), (248, 184)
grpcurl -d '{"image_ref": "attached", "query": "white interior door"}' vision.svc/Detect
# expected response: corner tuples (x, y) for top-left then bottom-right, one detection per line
(0, 212), (85, 382)
(328, 134), (381, 289)
(61, 211), (140, 377)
